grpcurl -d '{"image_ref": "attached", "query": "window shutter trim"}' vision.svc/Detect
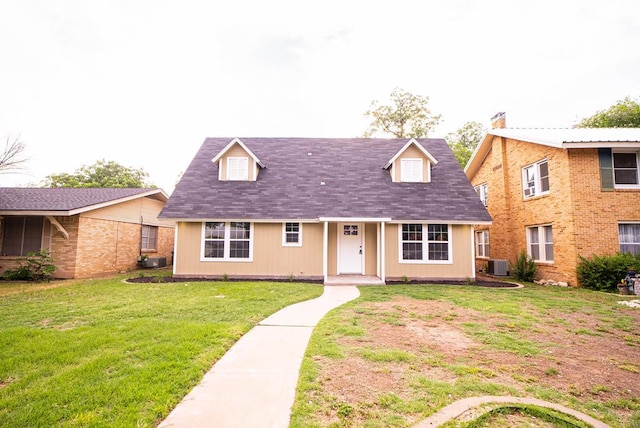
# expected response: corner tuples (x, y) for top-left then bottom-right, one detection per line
(598, 148), (614, 191)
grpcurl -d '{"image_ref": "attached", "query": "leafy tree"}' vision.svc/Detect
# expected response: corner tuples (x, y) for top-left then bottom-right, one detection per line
(0, 134), (28, 174)
(446, 121), (485, 168)
(576, 96), (640, 128)
(363, 88), (441, 138)
(44, 159), (153, 188)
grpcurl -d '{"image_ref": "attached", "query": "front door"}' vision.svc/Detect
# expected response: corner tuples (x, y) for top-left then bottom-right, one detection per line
(338, 223), (363, 274)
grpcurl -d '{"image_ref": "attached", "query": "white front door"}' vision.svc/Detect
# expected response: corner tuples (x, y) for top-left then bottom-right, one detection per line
(338, 223), (363, 274)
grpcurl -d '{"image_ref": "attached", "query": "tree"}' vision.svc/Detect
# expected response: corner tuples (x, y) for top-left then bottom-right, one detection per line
(0, 134), (28, 174)
(363, 88), (441, 138)
(576, 96), (640, 128)
(44, 159), (153, 188)
(446, 121), (485, 168)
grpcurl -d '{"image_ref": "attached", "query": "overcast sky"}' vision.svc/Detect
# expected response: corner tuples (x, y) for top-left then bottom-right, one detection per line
(1, 0), (639, 193)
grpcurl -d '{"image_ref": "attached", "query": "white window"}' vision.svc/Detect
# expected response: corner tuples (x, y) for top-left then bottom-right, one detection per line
(619, 223), (640, 255)
(400, 158), (423, 182)
(527, 225), (553, 262)
(141, 225), (158, 251)
(475, 230), (490, 258)
(613, 152), (639, 186)
(202, 222), (252, 261)
(522, 159), (549, 199)
(227, 157), (249, 181)
(474, 183), (488, 207)
(399, 223), (452, 263)
(282, 222), (302, 246)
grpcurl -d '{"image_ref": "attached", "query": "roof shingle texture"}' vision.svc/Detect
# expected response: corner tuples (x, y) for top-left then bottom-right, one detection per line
(160, 137), (492, 223)
(0, 188), (157, 211)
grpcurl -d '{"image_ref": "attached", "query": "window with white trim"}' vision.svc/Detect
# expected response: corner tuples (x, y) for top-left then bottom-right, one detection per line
(475, 230), (490, 258)
(474, 183), (488, 207)
(203, 222), (252, 260)
(227, 157), (249, 181)
(399, 224), (451, 263)
(1, 216), (46, 256)
(141, 225), (158, 251)
(613, 152), (639, 186)
(282, 222), (302, 246)
(522, 159), (549, 199)
(400, 158), (423, 182)
(527, 225), (553, 262)
(619, 223), (640, 255)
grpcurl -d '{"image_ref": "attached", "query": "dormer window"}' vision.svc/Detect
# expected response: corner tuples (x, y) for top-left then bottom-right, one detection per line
(400, 158), (423, 182)
(227, 157), (249, 181)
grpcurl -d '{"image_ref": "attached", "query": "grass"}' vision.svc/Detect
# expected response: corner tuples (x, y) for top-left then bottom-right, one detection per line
(0, 273), (322, 427)
(290, 283), (640, 427)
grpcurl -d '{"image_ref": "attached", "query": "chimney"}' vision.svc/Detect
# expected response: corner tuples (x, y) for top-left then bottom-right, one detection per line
(491, 112), (506, 129)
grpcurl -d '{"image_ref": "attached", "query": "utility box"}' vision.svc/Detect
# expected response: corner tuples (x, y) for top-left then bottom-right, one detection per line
(142, 257), (167, 268)
(488, 259), (509, 276)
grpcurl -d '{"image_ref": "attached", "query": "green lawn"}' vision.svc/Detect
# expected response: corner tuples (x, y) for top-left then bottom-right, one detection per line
(291, 284), (640, 428)
(0, 274), (322, 427)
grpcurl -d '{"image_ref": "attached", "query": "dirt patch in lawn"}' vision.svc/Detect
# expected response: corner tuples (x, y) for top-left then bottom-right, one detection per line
(313, 297), (640, 426)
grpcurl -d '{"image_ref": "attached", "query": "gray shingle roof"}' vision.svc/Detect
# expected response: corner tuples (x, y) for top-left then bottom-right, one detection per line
(0, 188), (165, 213)
(160, 137), (492, 223)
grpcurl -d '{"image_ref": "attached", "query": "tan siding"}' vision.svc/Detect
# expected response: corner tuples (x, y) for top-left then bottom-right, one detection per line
(364, 223), (377, 275)
(174, 222), (323, 278)
(328, 223), (337, 275)
(82, 198), (174, 228)
(385, 224), (473, 280)
(392, 144), (431, 182)
(218, 144), (257, 181)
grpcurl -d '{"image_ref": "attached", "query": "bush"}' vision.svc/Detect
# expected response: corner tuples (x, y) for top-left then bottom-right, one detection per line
(512, 250), (538, 282)
(576, 253), (639, 292)
(2, 250), (57, 282)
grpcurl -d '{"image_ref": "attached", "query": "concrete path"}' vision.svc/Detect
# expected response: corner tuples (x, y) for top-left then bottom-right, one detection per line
(158, 285), (360, 428)
(413, 395), (612, 428)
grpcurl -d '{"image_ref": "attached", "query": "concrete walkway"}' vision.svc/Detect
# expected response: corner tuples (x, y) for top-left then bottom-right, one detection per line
(413, 395), (612, 428)
(158, 285), (360, 428)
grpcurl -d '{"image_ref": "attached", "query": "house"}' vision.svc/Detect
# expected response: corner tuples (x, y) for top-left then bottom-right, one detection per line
(0, 188), (174, 278)
(159, 137), (491, 283)
(465, 112), (640, 286)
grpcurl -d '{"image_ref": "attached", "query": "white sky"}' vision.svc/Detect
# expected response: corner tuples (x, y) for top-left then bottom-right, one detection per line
(1, 0), (639, 193)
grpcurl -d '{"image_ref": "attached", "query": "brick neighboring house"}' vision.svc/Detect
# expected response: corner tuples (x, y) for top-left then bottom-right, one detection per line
(465, 113), (640, 286)
(0, 188), (174, 278)
(160, 137), (492, 283)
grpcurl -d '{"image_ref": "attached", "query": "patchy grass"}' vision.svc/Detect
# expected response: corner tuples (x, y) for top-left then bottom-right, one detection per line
(0, 274), (322, 427)
(291, 283), (640, 428)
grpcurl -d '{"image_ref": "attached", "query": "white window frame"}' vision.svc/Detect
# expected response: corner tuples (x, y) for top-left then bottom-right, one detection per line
(400, 158), (423, 182)
(282, 222), (302, 247)
(141, 225), (158, 251)
(612, 151), (640, 188)
(526, 224), (553, 263)
(398, 223), (453, 264)
(201, 222), (253, 262)
(618, 223), (640, 255)
(522, 159), (550, 199)
(475, 230), (490, 259)
(474, 183), (488, 207)
(227, 157), (249, 181)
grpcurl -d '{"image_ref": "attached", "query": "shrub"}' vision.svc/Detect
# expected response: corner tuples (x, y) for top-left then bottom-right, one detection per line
(2, 250), (57, 282)
(512, 250), (538, 282)
(576, 253), (639, 291)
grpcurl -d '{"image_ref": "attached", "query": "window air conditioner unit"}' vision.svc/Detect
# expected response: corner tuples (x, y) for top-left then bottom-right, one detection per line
(488, 259), (509, 276)
(523, 187), (534, 197)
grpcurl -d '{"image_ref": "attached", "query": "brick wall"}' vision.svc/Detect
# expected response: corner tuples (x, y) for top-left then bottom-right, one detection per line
(471, 138), (640, 286)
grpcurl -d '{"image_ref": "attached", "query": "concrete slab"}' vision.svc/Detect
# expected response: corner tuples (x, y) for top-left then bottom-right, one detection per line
(159, 285), (360, 428)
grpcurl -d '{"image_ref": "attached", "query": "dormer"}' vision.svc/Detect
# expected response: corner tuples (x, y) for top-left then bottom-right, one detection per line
(383, 138), (438, 183)
(211, 137), (265, 181)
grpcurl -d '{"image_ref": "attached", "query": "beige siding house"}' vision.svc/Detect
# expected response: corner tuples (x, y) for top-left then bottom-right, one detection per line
(0, 188), (174, 278)
(161, 137), (491, 284)
(465, 113), (640, 286)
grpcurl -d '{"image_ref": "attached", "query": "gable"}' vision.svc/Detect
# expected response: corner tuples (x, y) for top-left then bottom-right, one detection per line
(211, 137), (263, 182)
(385, 139), (438, 183)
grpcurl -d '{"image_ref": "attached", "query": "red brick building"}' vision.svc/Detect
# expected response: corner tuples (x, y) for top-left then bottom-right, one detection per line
(465, 114), (640, 286)
(0, 188), (174, 278)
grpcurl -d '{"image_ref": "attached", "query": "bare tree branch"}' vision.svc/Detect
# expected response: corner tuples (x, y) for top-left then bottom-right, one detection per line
(0, 134), (29, 174)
